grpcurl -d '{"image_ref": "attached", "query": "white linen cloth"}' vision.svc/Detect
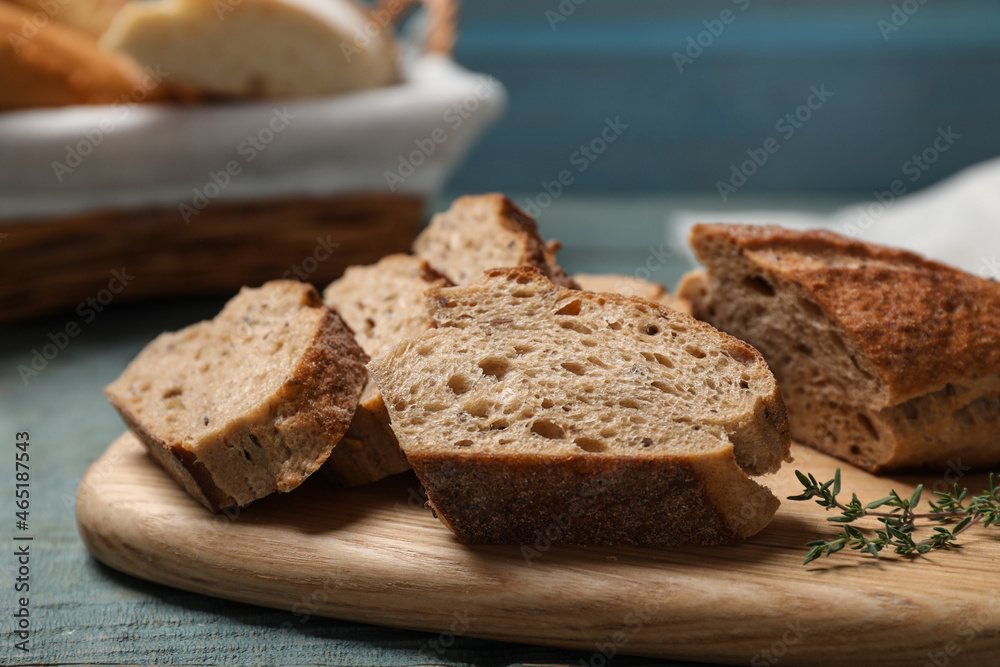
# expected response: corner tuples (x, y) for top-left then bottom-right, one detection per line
(0, 54), (505, 219)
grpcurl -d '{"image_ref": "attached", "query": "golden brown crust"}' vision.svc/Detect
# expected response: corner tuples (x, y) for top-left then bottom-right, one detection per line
(409, 453), (746, 547)
(0, 3), (167, 111)
(691, 224), (1000, 404)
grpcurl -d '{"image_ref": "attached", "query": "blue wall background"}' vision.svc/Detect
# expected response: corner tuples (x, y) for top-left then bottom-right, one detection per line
(445, 0), (1000, 196)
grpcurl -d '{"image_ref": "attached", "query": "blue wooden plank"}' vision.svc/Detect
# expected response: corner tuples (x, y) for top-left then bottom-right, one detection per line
(442, 3), (1000, 194)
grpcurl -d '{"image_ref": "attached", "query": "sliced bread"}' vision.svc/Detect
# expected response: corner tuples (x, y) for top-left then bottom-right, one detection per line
(678, 223), (1000, 472)
(100, 0), (397, 98)
(413, 193), (578, 288)
(367, 267), (791, 546)
(105, 280), (368, 511)
(574, 273), (692, 315)
(321, 254), (452, 486)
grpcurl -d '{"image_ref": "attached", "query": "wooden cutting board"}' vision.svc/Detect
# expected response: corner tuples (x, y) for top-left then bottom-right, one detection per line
(77, 432), (1000, 667)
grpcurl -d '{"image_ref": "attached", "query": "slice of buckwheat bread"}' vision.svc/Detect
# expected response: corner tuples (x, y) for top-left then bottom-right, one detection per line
(367, 267), (791, 546)
(321, 254), (452, 486)
(574, 273), (693, 315)
(677, 223), (1000, 472)
(105, 280), (368, 511)
(413, 193), (579, 289)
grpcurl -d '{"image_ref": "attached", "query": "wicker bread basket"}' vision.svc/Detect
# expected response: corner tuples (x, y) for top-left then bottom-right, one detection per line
(0, 0), (502, 323)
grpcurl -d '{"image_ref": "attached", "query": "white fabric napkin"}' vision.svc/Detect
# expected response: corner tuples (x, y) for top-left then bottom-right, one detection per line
(670, 156), (1000, 279)
(0, 54), (505, 220)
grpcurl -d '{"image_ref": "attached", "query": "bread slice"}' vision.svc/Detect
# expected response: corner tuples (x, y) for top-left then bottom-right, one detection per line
(100, 0), (397, 98)
(105, 280), (368, 511)
(321, 254), (451, 486)
(574, 273), (692, 315)
(0, 2), (166, 111)
(678, 223), (1000, 472)
(413, 194), (579, 289)
(367, 267), (791, 546)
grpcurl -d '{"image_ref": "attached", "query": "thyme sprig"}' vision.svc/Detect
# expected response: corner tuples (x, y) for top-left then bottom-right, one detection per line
(788, 469), (1000, 565)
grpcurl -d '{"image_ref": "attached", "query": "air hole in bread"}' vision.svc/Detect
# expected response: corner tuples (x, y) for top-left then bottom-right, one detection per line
(743, 274), (776, 297)
(849, 355), (874, 380)
(394, 399), (408, 411)
(794, 342), (813, 357)
(588, 356), (610, 369)
(684, 345), (707, 359)
(454, 439), (473, 447)
(581, 338), (597, 347)
(448, 374), (472, 395)
(424, 402), (449, 412)
(541, 398), (555, 409)
(850, 445), (862, 456)
(574, 437), (606, 452)
(465, 399), (491, 418)
(490, 420), (508, 430)
(555, 299), (583, 316)
(512, 290), (533, 298)
(515, 274), (533, 284)
(620, 398), (642, 409)
(644, 324), (659, 335)
(531, 419), (565, 439)
(599, 427), (616, 438)
(739, 380), (750, 390)
(608, 321), (623, 330)
(513, 344), (534, 355)
(653, 352), (674, 368)
(561, 362), (586, 376)
(651, 381), (672, 393)
(561, 321), (593, 335)
(162, 387), (183, 399)
(417, 344), (434, 356)
(630, 415), (648, 425)
(858, 413), (880, 441)
(479, 356), (511, 380)
(801, 298), (824, 319)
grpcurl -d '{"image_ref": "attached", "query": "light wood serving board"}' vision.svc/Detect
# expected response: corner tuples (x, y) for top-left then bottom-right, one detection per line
(78, 432), (1000, 667)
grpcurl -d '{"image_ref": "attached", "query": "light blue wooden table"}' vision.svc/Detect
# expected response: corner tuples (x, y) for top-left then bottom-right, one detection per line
(0, 193), (852, 667)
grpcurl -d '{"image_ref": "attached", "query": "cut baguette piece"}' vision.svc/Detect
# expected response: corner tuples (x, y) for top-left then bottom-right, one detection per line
(413, 193), (578, 288)
(368, 267), (791, 546)
(321, 254), (452, 486)
(0, 2), (166, 111)
(575, 273), (692, 315)
(100, 0), (397, 98)
(105, 281), (368, 511)
(678, 223), (1000, 472)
